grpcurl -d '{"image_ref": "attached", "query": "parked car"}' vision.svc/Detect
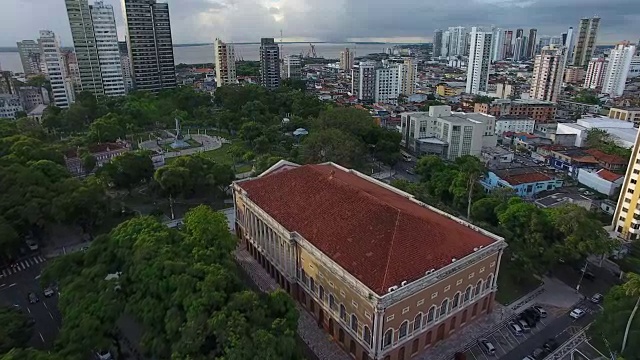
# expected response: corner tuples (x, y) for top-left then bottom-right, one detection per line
(591, 293), (604, 304)
(25, 239), (38, 251)
(508, 321), (523, 336)
(532, 348), (548, 359)
(543, 338), (559, 352)
(517, 319), (531, 332)
(524, 308), (541, 322)
(570, 308), (586, 319)
(28, 292), (39, 304)
(583, 271), (596, 281)
(478, 339), (496, 356)
(518, 312), (536, 327)
(43, 287), (55, 297)
(532, 305), (547, 317)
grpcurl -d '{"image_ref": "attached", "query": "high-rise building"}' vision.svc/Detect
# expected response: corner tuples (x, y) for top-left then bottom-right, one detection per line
(515, 29), (524, 40)
(38, 30), (74, 108)
(628, 55), (640, 78)
(283, 55), (302, 80)
(466, 27), (493, 95)
(602, 42), (636, 97)
(613, 132), (640, 241)
(65, 0), (104, 96)
(513, 37), (524, 61)
(491, 28), (504, 62)
(441, 30), (451, 57)
(448, 27), (469, 57)
(564, 66), (586, 84)
(259, 38), (280, 90)
(356, 61), (376, 103)
(572, 17), (600, 67)
(122, 0), (177, 92)
(339, 48), (355, 71)
(527, 29), (537, 58)
(214, 38), (237, 86)
(400, 58), (417, 96)
(530, 45), (566, 102)
(118, 41), (133, 92)
(375, 65), (401, 104)
(90, 1), (125, 96)
(583, 57), (608, 89)
(433, 30), (443, 58)
(565, 27), (575, 62)
(16, 40), (43, 75)
(503, 30), (513, 59)
(61, 50), (81, 89)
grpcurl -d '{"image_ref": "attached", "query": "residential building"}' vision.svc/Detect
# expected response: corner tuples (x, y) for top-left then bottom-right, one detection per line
(400, 106), (497, 160)
(259, 38), (280, 90)
(608, 107), (640, 126)
(446, 26), (469, 57)
(564, 66), (586, 84)
(436, 82), (466, 97)
(18, 86), (47, 112)
(474, 99), (557, 123)
(283, 55), (302, 80)
(433, 30), (443, 58)
(122, 0), (177, 92)
(16, 40), (43, 75)
(572, 17), (600, 67)
(530, 45), (566, 102)
(354, 61), (376, 103)
(339, 48), (355, 71)
(577, 168), (624, 196)
(527, 29), (537, 59)
(502, 30), (513, 59)
(513, 37), (525, 62)
(494, 117), (535, 135)
(491, 28), (504, 62)
(62, 50), (82, 89)
(564, 27), (575, 64)
(65, 0), (104, 96)
(214, 38), (237, 86)
(90, 1), (126, 96)
(613, 129), (640, 240)
(480, 168), (563, 198)
(466, 27), (493, 95)
(556, 117), (638, 148)
(375, 65), (401, 104)
(535, 193), (593, 210)
(400, 58), (417, 96)
(441, 30), (451, 57)
(27, 104), (48, 123)
(0, 71), (16, 95)
(64, 141), (130, 175)
(0, 95), (24, 119)
(602, 42), (636, 97)
(233, 161), (507, 360)
(39, 30), (73, 108)
(118, 41), (133, 92)
(628, 55), (640, 78)
(583, 57), (608, 89)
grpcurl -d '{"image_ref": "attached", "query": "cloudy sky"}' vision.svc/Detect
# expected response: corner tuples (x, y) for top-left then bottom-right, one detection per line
(1, 0), (639, 47)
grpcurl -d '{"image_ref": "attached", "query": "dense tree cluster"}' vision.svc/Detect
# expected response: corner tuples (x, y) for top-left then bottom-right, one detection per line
(37, 206), (301, 360)
(584, 128), (632, 161)
(0, 307), (34, 354)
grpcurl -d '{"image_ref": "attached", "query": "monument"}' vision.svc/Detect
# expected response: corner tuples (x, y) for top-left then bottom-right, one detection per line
(170, 117), (189, 149)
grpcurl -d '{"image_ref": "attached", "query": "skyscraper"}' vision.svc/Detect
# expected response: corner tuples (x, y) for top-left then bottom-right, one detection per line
(572, 17), (600, 67)
(214, 38), (237, 86)
(466, 27), (493, 95)
(503, 30), (513, 59)
(259, 38), (280, 90)
(530, 45), (566, 102)
(447, 27), (469, 57)
(65, 0), (104, 96)
(38, 30), (74, 108)
(513, 37), (524, 61)
(433, 30), (443, 58)
(339, 48), (355, 71)
(121, 0), (177, 92)
(375, 65), (401, 104)
(565, 27), (575, 62)
(90, 1), (126, 96)
(118, 41), (133, 92)
(583, 57), (608, 89)
(441, 30), (451, 57)
(400, 58), (417, 96)
(283, 55), (302, 80)
(356, 61), (376, 103)
(515, 29), (524, 40)
(601, 42), (636, 97)
(491, 28), (504, 62)
(16, 40), (43, 75)
(527, 29), (537, 59)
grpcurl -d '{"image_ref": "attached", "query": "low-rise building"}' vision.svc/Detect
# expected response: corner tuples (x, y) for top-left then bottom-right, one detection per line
(535, 192), (593, 210)
(556, 117), (638, 148)
(577, 168), (624, 196)
(494, 117), (535, 135)
(480, 167), (563, 198)
(17, 86), (48, 112)
(27, 104), (48, 123)
(474, 99), (556, 123)
(0, 94), (24, 119)
(233, 161), (507, 360)
(436, 82), (465, 97)
(608, 107), (640, 126)
(64, 142), (130, 175)
(564, 66), (586, 85)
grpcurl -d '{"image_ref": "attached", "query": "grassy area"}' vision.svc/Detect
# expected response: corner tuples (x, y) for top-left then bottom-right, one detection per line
(495, 260), (542, 305)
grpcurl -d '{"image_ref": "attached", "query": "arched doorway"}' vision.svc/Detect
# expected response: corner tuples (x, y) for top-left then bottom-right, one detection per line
(461, 309), (468, 324)
(318, 308), (325, 329)
(436, 323), (446, 342)
(450, 316), (457, 331)
(425, 331), (432, 347)
(398, 346), (405, 360)
(472, 303), (478, 317)
(328, 318), (335, 337)
(350, 340), (356, 355)
(338, 328), (345, 344)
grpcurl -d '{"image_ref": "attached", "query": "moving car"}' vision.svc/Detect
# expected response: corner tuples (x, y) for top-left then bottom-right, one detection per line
(570, 308), (586, 319)
(478, 338), (496, 356)
(28, 292), (39, 304)
(591, 293), (604, 304)
(43, 287), (55, 297)
(26, 239), (38, 251)
(532, 305), (547, 317)
(95, 350), (112, 360)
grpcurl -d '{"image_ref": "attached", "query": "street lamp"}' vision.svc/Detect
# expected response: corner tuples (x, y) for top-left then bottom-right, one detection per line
(575, 259), (589, 295)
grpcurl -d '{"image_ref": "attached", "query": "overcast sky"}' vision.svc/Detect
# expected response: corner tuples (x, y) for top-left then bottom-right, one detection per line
(1, 0), (639, 47)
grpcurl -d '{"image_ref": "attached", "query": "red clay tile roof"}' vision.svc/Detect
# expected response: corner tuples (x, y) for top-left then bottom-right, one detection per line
(596, 169), (623, 182)
(585, 149), (627, 165)
(238, 164), (498, 295)
(501, 172), (552, 185)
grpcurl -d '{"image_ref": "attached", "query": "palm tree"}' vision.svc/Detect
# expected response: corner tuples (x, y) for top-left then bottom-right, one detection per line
(621, 272), (640, 353)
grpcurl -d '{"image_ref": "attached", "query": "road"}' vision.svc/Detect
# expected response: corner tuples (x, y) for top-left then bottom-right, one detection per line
(0, 256), (62, 350)
(393, 160), (420, 182)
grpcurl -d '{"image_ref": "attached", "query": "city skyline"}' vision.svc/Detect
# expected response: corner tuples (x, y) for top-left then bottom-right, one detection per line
(1, 0), (638, 47)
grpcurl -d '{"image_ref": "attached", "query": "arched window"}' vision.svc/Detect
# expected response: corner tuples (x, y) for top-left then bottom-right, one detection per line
(329, 294), (337, 311)
(474, 280), (483, 297)
(399, 321), (409, 339)
(383, 329), (393, 348)
(413, 313), (423, 331)
(351, 314), (358, 332)
(427, 306), (436, 324)
(464, 286), (472, 302)
(486, 274), (494, 290)
(340, 304), (347, 321)
(319, 285), (325, 302)
(363, 326), (372, 346)
(439, 298), (449, 317)
(452, 292), (461, 309)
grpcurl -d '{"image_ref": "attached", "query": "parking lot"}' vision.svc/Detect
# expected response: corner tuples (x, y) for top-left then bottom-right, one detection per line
(559, 341), (607, 360)
(464, 305), (565, 359)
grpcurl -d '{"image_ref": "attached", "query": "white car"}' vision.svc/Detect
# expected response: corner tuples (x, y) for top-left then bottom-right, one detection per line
(26, 240), (39, 251)
(570, 308), (585, 319)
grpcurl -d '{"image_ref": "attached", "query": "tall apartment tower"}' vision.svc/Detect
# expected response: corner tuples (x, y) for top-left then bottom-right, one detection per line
(259, 38), (280, 90)
(357, 61), (376, 103)
(572, 17), (600, 67)
(90, 1), (125, 96)
(433, 30), (443, 58)
(466, 27), (493, 95)
(441, 30), (451, 57)
(491, 28), (504, 62)
(565, 27), (575, 61)
(447, 27), (469, 57)
(65, 0), (104, 96)
(530, 45), (566, 102)
(527, 29), (537, 58)
(16, 40), (43, 75)
(375, 65), (401, 104)
(502, 30), (513, 59)
(601, 42), (636, 97)
(339, 48), (355, 71)
(121, 0), (177, 92)
(583, 57), (608, 89)
(61, 50), (81, 89)
(214, 38), (237, 86)
(513, 37), (525, 61)
(283, 55), (302, 80)
(614, 129), (640, 241)
(400, 58), (417, 96)
(118, 41), (133, 92)
(38, 30), (74, 108)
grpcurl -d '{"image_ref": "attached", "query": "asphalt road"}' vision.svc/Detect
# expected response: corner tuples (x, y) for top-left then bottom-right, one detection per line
(393, 160), (420, 182)
(0, 258), (62, 350)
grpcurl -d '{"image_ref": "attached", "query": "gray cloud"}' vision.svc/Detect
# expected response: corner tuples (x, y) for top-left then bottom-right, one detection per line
(0, 0), (638, 46)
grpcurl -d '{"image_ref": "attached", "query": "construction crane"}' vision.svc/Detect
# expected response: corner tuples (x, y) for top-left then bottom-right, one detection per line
(306, 43), (317, 58)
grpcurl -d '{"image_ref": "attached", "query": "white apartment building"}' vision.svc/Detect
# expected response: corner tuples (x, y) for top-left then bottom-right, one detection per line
(491, 28), (504, 62)
(447, 27), (469, 57)
(38, 30), (73, 108)
(399, 58), (417, 96)
(602, 42), (636, 97)
(530, 45), (566, 102)
(572, 17), (600, 67)
(374, 65), (401, 104)
(65, 0), (104, 96)
(441, 30), (451, 57)
(584, 57), (608, 89)
(283, 55), (302, 80)
(400, 105), (497, 160)
(628, 56), (640, 78)
(90, 1), (126, 96)
(356, 61), (376, 103)
(466, 27), (493, 95)
(339, 48), (355, 71)
(214, 38), (237, 86)
(494, 117), (536, 135)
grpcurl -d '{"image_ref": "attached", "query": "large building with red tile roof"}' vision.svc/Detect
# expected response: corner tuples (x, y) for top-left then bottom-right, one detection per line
(233, 161), (507, 360)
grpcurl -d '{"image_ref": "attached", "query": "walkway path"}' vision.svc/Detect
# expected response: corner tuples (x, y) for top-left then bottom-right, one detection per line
(234, 247), (351, 360)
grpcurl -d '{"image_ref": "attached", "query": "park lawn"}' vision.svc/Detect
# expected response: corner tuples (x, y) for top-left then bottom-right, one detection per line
(166, 144), (253, 174)
(495, 259), (542, 305)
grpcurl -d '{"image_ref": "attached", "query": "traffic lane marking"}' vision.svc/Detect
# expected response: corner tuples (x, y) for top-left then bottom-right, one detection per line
(488, 333), (509, 356)
(469, 345), (489, 360)
(466, 349), (478, 360)
(499, 327), (521, 347)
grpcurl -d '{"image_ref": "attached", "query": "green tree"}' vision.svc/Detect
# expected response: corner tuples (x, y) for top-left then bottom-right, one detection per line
(98, 151), (154, 191)
(87, 114), (124, 143)
(52, 176), (109, 239)
(0, 348), (62, 360)
(621, 273), (640, 353)
(0, 306), (34, 353)
(300, 129), (365, 167)
(0, 216), (20, 259)
(470, 197), (502, 225)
